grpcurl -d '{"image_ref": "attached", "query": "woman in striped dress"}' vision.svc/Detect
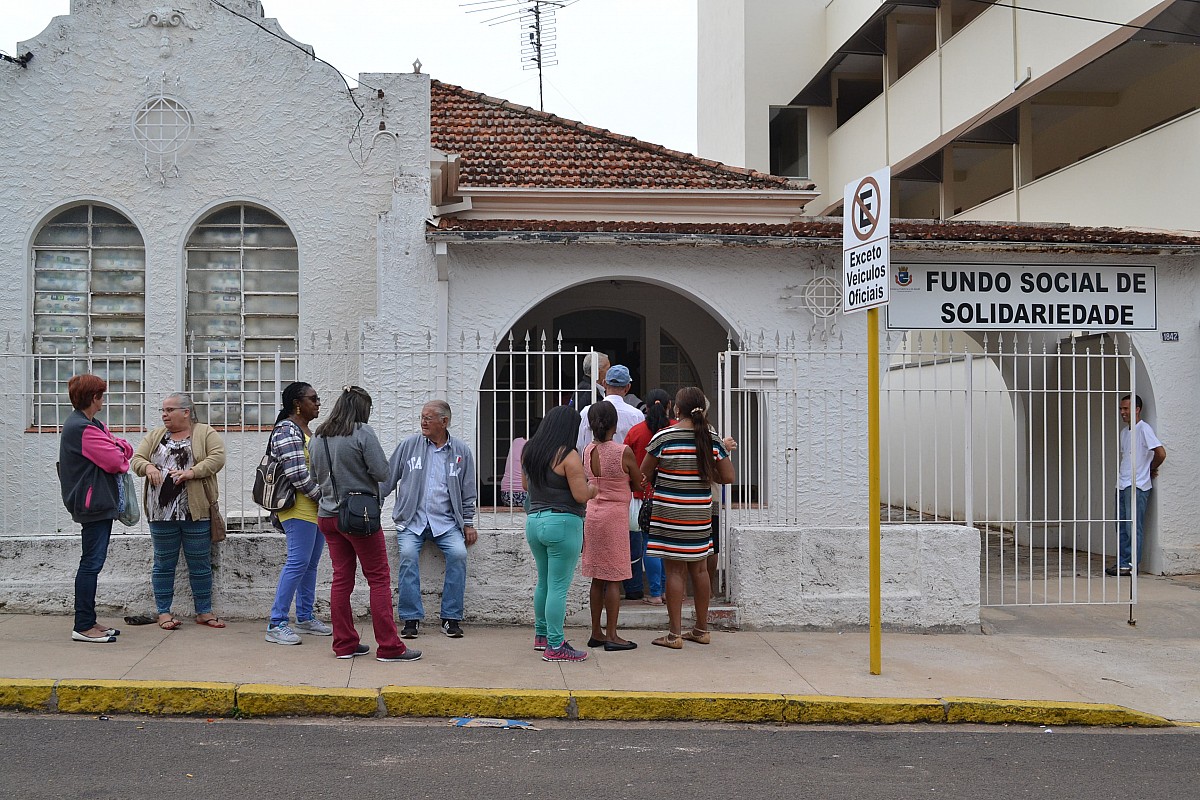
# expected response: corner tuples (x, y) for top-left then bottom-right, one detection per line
(640, 387), (734, 649)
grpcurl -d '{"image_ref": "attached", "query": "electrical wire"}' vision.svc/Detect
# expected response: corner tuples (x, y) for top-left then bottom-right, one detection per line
(964, 0), (1200, 41)
(206, 0), (377, 166)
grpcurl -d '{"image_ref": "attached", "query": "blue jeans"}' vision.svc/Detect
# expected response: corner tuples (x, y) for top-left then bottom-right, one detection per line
(150, 520), (213, 615)
(623, 529), (646, 598)
(74, 519), (113, 632)
(644, 539), (664, 597)
(526, 510), (583, 649)
(1117, 487), (1151, 570)
(269, 518), (324, 626)
(397, 525), (467, 622)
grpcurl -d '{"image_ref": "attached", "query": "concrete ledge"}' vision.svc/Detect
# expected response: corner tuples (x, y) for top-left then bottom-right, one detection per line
(943, 697), (1172, 727)
(236, 684), (379, 717)
(381, 686), (570, 719)
(785, 695), (945, 724)
(0, 679), (56, 711)
(56, 680), (236, 715)
(572, 690), (784, 722)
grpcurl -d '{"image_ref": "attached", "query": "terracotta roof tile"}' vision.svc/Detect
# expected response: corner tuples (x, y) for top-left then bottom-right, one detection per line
(430, 217), (1200, 246)
(430, 80), (799, 191)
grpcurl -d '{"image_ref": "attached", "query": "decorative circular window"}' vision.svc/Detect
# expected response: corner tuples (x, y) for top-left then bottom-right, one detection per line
(802, 274), (842, 319)
(131, 96), (193, 155)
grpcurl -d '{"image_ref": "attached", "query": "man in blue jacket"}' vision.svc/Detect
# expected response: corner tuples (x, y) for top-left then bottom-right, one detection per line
(384, 400), (478, 639)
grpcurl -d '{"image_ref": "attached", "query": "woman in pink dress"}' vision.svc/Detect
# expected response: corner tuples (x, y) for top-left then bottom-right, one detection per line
(581, 401), (643, 651)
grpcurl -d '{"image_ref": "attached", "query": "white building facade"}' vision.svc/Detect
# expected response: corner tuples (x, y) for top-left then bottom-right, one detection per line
(698, 0), (1200, 229)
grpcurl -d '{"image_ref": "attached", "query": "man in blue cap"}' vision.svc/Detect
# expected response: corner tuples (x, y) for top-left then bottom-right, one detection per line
(575, 364), (644, 452)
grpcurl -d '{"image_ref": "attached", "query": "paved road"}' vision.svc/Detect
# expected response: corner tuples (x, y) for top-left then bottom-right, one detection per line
(3, 714), (1198, 799)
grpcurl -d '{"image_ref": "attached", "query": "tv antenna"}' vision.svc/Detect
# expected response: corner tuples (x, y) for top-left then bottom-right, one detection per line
(461, 0), (582, 111)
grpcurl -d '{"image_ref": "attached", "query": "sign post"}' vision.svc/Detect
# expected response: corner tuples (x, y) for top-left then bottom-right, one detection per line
(843, 167), (890, 676)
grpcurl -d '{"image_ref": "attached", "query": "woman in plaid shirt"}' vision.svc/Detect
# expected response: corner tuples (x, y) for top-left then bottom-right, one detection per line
(265, 382), (330, 645)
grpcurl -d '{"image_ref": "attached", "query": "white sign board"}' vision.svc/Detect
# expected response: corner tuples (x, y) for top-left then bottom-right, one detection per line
(886, 263), (1158, 331)
(842, 167), (890, 314)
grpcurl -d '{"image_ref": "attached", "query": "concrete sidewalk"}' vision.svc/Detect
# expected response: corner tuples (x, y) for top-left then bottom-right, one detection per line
(2, 574), (1198, 726)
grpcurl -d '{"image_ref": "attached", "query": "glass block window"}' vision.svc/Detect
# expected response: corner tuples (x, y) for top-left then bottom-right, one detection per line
(32, 205), (146, 428)
(659, 329), (700, 398)
(185, 204), (298, 428)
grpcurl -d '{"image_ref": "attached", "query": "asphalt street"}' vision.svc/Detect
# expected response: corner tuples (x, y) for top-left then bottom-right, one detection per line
(3, 714), (1198, 800)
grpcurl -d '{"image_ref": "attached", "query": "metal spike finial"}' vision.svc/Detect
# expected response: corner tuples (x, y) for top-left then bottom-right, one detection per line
(413, 59), (422, 74)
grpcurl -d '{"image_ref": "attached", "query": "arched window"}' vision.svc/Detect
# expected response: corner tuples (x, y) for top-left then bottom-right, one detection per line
(185, 204), (298, 427)
(32, 204), (146, 428)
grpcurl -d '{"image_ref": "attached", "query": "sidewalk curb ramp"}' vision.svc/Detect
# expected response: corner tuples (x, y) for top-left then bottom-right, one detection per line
(0, 679), (1174, 727)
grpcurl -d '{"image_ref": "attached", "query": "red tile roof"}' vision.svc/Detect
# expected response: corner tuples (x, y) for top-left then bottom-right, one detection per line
(430, 80), (800, 191)
(430, 217), (1200, 247)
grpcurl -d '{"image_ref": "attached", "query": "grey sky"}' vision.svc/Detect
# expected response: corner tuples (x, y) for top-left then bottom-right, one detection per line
(5, 1), (699, 154)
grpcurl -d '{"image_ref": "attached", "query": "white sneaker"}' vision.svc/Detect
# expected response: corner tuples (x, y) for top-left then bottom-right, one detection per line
(265, 624), (302, 645)
(293, 618), (333, 636)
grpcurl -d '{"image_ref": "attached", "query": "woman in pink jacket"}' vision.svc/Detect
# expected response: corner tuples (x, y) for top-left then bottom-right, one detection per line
(57, 374), (134, 643)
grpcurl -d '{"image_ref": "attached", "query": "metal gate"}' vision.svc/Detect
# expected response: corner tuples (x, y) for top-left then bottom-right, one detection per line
(881, 331), (1140, 606)
(715, 331), (1142, 608)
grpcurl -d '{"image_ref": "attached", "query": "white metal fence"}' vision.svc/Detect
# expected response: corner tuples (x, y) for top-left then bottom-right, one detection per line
(4, 329), (1142, 607)
(0, 333), (593, 536)
(716, 330), (1140, 607)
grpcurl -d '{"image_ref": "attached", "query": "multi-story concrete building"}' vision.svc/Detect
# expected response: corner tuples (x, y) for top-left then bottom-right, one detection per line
(698, 0), (1200, 230)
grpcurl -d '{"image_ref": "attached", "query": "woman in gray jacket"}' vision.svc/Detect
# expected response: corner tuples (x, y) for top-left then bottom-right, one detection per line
(310, 386), (418, 662)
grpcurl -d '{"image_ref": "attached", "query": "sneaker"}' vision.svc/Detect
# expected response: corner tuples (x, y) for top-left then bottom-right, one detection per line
(1105, 564), (1133, 577)
(542, 640), (588, 662)
(293, 618), (333, 636)
(265, 624), (302, 645)
(377, 648), (422, 662)
(533, 634), (548, 651)
(335, 643), (371, 659)
(401, 620), (420, 639)
(441, 619), (464, 638)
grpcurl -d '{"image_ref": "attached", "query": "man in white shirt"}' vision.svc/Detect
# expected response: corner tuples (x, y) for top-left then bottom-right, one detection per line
(1106, 394), (1166, 577)
(576, 365), (644, 452)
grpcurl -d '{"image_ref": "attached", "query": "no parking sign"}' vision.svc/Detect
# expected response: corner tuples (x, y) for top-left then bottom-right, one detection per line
(842, 167), (891, 314)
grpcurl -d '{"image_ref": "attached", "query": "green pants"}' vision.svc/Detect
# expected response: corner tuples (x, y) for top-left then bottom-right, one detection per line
(525, 510), (583, 648)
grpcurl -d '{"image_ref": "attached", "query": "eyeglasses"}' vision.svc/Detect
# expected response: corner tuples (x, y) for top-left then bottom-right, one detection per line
(161, 406), (186, 414)
(420, 415), (444, 423)
(303, 394), (320, 404)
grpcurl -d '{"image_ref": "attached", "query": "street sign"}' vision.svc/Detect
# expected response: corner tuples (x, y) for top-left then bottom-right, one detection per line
(842, 167), (891, 314)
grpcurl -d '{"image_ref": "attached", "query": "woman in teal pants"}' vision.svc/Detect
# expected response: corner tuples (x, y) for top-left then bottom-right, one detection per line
(522, 406), (597, 662)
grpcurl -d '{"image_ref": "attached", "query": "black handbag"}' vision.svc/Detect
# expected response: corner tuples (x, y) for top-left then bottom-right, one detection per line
(638, 493), (654, 532)
(252, 424), (296, 512)
(321, 437), (380, 537)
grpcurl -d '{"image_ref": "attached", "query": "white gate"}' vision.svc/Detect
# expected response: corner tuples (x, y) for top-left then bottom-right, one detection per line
(715, 331), (1141, 608)
(882, 331), (1140, 606)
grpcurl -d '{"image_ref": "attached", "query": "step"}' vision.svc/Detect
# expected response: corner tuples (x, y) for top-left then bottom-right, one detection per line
(566, 599), (741, 631)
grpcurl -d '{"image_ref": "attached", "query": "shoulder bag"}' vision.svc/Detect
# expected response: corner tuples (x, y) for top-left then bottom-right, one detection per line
(203, 478), (226, 543)
(252, 423), (297, 512)
(321, 436), (380, 537)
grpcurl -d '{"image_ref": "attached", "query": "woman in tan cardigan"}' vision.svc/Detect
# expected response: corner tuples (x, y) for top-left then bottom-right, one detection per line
(131, 393), (226, 630)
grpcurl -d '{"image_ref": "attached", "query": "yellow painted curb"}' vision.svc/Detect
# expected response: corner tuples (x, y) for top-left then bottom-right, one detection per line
(784, 695), (945, 725)
(56, 680), (236, 715)
(0, 679), (56, 711)
(236, 684), (379, 717)
(382, 686), (570, 719)
(572, 690), (785, 723)
(943, 697), (1172, 727)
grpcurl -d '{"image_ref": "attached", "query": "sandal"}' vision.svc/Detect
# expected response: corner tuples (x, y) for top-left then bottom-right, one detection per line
(651, 632), (683, 650)
(641, 596), (664, 606)
(195, 616), (226, 629)
(682, 628), (711, 645)
(158, 617), (181, 631)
